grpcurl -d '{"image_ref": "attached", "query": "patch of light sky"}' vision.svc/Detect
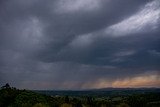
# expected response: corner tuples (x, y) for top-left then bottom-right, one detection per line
(105, 0), (160, 37)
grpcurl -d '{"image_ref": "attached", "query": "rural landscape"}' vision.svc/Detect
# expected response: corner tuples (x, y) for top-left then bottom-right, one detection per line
(0, 0), (160, 107)
(0, 83), (160, 107)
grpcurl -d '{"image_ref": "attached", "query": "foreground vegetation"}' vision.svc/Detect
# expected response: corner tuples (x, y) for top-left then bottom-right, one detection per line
(0, 84), (160, 107)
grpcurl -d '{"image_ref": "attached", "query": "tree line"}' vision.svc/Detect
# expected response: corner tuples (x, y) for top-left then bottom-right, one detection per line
(0, 83), (160, 107)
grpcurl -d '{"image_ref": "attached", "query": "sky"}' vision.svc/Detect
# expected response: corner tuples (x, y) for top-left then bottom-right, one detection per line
(0, 0), (160, 90)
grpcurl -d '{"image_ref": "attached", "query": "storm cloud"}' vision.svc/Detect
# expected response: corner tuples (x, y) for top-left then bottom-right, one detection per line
(0, 0), (160, 89)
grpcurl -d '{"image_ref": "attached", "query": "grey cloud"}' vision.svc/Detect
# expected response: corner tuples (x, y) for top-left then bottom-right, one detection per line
(0, 0), (160, 89)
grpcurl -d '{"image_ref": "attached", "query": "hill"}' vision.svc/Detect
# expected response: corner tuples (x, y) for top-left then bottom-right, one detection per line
(0, 84), (160, 107)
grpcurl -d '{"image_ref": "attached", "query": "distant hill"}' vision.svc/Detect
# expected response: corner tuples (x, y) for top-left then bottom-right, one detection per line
(89, 87), (160, 91)
(35, 87), (160, 97)
(1, 84), (160, 107)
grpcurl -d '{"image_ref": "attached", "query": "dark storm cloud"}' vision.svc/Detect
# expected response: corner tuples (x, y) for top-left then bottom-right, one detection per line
(0, 0), (160, 89)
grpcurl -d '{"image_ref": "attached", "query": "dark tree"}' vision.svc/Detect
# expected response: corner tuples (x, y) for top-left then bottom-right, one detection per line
(1, 83), (11, 89)
(72, 98), (82, 107)
(65, 96), (69, 103)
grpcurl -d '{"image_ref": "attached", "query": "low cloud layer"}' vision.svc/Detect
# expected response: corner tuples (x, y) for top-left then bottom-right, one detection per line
(0, 0), (160, 89)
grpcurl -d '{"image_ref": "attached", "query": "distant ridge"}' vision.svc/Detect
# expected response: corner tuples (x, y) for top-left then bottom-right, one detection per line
(35, 87), (160, 97)
(33, 87), (160, 91)
(87, 87), (160, 91)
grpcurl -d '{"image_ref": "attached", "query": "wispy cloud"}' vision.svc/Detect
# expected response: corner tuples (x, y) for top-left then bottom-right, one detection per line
(105, 0), (160, 36)
(55, 0), (105, 13)
(81, 72), (160, 89)
(112, 73), (160, 88)
(114, 50), (136, 57)
(148, 50), (160, 56)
